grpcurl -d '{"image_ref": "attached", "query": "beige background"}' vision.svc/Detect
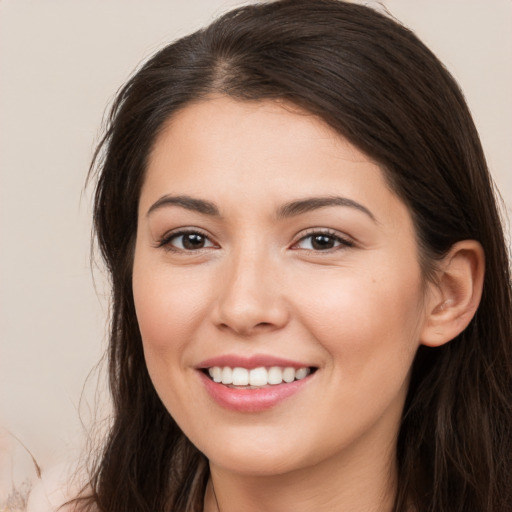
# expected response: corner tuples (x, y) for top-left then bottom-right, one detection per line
(1, 0), (511, 480)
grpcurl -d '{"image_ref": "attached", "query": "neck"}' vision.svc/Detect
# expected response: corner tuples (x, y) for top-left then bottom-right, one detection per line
(204, 434), (398, 512)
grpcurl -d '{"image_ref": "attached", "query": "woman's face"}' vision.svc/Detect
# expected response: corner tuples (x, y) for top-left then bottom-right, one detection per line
(133, 96), (431, 476)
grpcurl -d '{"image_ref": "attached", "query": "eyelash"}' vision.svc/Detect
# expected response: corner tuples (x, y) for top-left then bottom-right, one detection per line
(156, 229), (216, 252)
(156, 228), (354, 254)
(291, 229), (354, 252)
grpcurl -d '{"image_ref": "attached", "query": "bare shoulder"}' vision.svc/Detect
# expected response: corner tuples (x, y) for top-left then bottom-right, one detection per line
(26, 463), (94, 512)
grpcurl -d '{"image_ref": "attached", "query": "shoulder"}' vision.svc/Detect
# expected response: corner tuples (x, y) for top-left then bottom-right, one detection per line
(26, 463), (94, 512)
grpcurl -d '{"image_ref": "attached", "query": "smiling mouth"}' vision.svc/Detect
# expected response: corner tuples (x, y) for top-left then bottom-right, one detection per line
(203, 366), (317, 389)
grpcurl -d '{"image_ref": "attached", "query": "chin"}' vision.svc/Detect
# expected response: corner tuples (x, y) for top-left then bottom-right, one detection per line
(194, 426), (327, 477)
(207, 448), (305, 477)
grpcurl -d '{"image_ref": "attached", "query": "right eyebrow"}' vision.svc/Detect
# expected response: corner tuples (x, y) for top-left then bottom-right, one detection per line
(276, 196), (377, 222)
(146, 194), (221, 217)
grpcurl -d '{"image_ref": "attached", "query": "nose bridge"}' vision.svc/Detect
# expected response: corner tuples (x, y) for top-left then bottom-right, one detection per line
(214, 239), (288, 335)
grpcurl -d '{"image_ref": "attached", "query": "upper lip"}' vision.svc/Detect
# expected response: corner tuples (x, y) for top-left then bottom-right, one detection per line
(196, 354), (314, 370)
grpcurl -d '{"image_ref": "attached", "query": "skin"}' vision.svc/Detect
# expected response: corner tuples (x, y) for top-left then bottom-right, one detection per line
(132, 96), (481, 512)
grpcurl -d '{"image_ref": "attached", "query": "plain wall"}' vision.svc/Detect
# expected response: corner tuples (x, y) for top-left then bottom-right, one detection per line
(1, 0), (511, 486)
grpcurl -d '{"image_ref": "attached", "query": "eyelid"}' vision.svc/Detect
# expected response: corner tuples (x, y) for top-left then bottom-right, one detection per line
(154, 226), (354, 253)
(290, 228), (355, 251)
(155, 227), (219, 252)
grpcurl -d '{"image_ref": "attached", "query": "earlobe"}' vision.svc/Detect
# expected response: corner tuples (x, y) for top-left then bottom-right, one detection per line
(420, 240), (485, 348)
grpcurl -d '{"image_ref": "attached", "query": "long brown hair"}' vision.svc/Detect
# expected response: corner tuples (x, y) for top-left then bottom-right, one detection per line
(84, 1), (512, 510)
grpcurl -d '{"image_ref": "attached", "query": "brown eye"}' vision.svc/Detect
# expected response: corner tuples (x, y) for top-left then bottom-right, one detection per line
(310, 234), (336, 250)
(294, 231), (353, 251)
(162, 231), (216, 251)
(181, 233), (206, 250)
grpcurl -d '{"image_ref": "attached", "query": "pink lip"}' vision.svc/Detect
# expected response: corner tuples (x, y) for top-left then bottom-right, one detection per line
(197, 354), (311, 370)
(196, 355), (316, 413)
(199, 373), (313, 412)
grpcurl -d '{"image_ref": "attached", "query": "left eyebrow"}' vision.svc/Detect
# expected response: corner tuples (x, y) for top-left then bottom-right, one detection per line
(146, 194), (221, 217)
(276, 196), (377, 222)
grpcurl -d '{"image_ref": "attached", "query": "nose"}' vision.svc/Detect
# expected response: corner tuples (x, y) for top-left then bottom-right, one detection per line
(212, 248), (290, 337)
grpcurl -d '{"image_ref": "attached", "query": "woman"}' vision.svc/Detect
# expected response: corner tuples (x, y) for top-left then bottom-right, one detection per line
(75, 0), (512, 510)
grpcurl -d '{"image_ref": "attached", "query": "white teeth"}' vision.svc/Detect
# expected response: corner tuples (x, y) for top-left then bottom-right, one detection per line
(282, 367), (295, 383)
(210, 366), (222, 383)
(295, 367), (309, 380)
(221, 366), (233, 385)
(207, 365), (311, 387)
(232, 367), (249, 386)
(249, 367), (268, 386)
(267, 366), (283, 385)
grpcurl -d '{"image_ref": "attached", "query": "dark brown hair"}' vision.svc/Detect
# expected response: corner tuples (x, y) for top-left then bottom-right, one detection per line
(84, 1), (512, 511)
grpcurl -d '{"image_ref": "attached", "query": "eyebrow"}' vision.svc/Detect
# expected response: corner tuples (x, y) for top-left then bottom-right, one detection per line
(276, 196), (376, 222)
(147, 194), (376, 222)
(147, 195), (220, 217)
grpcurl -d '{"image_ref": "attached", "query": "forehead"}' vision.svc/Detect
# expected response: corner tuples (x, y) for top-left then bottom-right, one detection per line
(150, 96), (374, 170)
(141, 96), (410, 229)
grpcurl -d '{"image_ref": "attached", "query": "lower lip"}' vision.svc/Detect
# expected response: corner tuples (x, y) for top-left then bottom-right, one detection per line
(198, 371), (314, 413)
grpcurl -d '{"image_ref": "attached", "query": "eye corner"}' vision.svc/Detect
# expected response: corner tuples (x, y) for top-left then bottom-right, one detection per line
(155, 228), (219, 253)
(290, 228), (355, 252)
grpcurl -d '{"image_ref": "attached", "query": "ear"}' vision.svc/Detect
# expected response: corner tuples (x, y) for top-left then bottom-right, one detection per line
(420, 240), (485, 347)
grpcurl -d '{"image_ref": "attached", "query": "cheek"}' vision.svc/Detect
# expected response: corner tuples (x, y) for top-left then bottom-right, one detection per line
(132, 255), (213, 359)
(292, 265), (424, 371)
(131, 254), (216, 418)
